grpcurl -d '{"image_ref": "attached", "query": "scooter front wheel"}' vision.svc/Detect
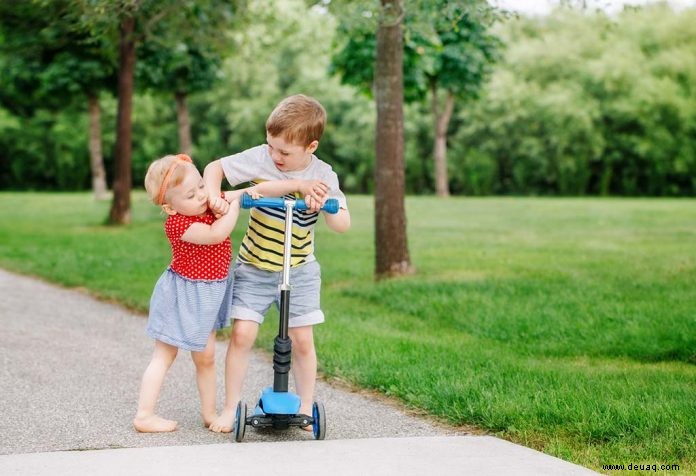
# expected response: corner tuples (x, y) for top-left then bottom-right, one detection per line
(312, 401), (326, 440)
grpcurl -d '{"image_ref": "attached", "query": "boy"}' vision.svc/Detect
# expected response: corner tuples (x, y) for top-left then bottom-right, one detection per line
(204, 94), (350, 432)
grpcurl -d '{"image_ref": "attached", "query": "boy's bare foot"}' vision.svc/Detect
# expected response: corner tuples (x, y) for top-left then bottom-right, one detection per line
(133, 415), (178, 433)
(202, 412), (217, 429)
(299, 407), (313, 432)
(208, 409), (235, 433)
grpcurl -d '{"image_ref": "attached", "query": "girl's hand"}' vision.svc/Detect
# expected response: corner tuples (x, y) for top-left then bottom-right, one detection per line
(209, 195), (229, 218)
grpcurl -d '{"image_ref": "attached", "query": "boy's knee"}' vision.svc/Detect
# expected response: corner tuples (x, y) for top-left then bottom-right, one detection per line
(290, 333), (315, 357)
(231, 321), (258, 349)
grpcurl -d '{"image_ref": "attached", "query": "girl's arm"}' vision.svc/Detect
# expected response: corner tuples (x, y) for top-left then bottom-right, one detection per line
(180, 198), (242, 245)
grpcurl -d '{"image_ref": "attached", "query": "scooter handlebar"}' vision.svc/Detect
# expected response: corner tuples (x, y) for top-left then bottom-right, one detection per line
(241, 194), (339, 214)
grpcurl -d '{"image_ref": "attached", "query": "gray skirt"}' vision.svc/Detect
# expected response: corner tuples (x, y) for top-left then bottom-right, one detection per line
(146, 267), (233, 351)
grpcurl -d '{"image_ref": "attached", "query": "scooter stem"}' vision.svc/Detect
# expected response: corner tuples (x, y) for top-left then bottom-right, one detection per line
(273, 200), (295, 392)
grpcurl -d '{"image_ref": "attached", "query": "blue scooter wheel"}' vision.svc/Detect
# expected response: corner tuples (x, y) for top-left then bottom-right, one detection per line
(234, 401), (247, 442)
(312, 401), (326, 440)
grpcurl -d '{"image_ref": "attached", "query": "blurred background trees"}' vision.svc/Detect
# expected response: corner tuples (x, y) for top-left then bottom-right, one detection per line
(1, 0), (694, 197)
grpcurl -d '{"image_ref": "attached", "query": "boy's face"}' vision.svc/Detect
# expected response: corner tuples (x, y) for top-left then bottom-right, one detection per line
(266, 133), (318, 172)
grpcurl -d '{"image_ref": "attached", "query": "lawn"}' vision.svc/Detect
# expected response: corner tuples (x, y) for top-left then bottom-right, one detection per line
(0, 192), (694, 474)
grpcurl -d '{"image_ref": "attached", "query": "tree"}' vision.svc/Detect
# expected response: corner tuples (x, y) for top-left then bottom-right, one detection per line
(111, 9), (136, 224)
(74, 0), (239, 224)
(324, 0), (413, 277)
(0, 0), (116, 199)
(414, 1), (499, 196)
(331, 0), (500, 197)
(374, 0), (414, 278)
(137, 42), (221, 157)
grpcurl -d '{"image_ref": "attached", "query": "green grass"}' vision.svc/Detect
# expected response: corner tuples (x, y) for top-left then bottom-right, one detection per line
(1, 192), (694, 474)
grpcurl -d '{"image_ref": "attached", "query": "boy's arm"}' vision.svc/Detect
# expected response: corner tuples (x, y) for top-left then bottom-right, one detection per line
(224, 179), (329, 211)
(324, 208), (351, 233)
(203, 160), (229, 216)
(254, 179), (328, 202)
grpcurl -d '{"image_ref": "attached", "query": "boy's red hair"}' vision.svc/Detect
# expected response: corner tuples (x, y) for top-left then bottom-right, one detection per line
(266, 94), (326, 147)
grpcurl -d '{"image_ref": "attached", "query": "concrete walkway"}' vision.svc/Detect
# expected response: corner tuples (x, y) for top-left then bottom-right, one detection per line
(0, 269), (597, 475)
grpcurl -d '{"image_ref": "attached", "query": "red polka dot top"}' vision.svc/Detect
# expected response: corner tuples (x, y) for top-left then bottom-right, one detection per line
(165, 212), (231, 280)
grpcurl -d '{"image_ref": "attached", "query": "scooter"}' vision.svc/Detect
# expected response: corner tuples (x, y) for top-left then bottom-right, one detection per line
(234, 193), (339, 442)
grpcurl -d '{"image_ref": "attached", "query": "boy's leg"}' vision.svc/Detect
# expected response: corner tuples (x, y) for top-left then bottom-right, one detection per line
(209, 319), (259, 433)
(133, 340), (179, 432)
(288, 325), (316, 422)
(190, 332), (217, 428)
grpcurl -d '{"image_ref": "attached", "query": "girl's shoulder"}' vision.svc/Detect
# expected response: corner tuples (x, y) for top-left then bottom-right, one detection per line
(165, 213), (194, 239)
(165, 212), (215, 239)
(166, 211), (215, 224)
(165, 212), (195, 227)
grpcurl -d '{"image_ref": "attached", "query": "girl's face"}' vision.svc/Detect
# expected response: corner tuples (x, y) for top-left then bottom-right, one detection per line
(164, 165), (208, 216)
(266, 134), (318, 172)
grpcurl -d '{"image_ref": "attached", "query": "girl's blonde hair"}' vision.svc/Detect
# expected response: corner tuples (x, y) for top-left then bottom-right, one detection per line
(144, 154), (192, 205)
(266, 94), (326, 147)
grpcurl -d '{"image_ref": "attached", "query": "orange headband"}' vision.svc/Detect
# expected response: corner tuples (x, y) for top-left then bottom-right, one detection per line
(156, 154), (193, 205)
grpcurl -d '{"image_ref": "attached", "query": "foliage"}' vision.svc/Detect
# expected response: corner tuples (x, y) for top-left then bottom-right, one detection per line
(0, 1), (695, 196)
(452, 5), (696, 196)
(0, 108), (95, 190)
(136, 42), (221, 96)
(0, 0), (116, 116)
(330, 0), (500, 102)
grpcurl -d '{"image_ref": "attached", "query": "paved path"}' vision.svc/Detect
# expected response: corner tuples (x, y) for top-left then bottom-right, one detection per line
(0, 269), (597, 475)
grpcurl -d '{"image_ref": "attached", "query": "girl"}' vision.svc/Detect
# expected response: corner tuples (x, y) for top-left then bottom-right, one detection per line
(134, 153), (328, 433)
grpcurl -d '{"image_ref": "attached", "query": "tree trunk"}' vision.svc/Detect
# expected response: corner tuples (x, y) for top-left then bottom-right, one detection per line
(374, 0), (414, 279)
(109, 14), (136, 225)
(87, 94), (109, 200)
(175, 91), (192, 157)
(431, 85), (454, 197)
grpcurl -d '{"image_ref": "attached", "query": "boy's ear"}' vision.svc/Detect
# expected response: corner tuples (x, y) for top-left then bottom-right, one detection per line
(306, 140), (319, 154)
(161, 203), (177, 215)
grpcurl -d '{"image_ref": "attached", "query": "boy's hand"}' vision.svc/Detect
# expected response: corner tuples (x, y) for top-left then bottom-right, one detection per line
(246, 186), (263, 200)
(223, 190), (242, 203)
(224, 187), (261, 204)
(304, 194), (323, 213)
(299, 180), (328, 213)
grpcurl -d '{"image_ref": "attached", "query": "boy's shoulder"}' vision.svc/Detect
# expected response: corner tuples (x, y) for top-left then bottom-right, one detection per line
(308, 154), (336, 176)
(220, 144), (267, 163)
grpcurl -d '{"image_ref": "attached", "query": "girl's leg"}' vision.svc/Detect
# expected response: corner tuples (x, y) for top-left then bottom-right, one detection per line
(209, 319), (259, 433)
(191, 332), (217, 428)
(133, 340), (179, 432)
(288, 325), (316, 425)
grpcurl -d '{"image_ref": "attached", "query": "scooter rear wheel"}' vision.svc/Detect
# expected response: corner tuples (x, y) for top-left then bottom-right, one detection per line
(234, 401), (247, 442)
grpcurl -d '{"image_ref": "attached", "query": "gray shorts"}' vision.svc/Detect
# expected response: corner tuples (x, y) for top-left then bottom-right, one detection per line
(230, 258), (324, 327)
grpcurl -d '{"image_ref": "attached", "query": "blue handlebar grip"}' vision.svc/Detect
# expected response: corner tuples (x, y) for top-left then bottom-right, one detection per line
(241, 194), (339, 214)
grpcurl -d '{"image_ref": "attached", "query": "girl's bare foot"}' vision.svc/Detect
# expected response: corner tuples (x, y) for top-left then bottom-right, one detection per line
(133, 415), (178, 433)
(208, 409), (235, 433)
